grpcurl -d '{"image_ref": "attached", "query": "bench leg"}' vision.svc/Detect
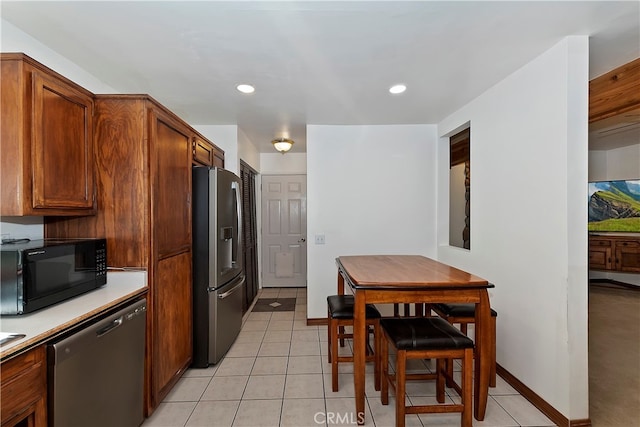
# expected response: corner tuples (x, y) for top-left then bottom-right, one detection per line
(331, 319), (339, 392)
(436, 358), (446, 403)
(381, 332), (389, 405)
(462, 348), (473, 427)
(490, 316), (497, 387)
(373, 322), (381, 391)
(396, 349), (407, 427)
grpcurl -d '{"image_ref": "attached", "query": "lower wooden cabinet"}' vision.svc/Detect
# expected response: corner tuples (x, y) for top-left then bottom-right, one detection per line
(589, 237), (612, 270)
(589, 235), (640, 273)
(1, 346), (47, 427)
(153, 251), (193, 403)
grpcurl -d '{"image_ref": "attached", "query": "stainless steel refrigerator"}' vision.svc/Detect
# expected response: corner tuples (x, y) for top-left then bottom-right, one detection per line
(192, 166), (245, 366)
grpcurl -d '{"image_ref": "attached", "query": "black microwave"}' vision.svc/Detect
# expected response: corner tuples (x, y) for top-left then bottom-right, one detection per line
(1, 239), (107, 315)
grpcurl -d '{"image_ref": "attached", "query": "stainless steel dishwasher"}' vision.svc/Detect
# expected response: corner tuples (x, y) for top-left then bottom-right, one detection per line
(48, 298), (146, 427)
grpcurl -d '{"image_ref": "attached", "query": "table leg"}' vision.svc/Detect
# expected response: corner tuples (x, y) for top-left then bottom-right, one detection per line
(353, 291), (366, 425)
(474, 291), (491, 420)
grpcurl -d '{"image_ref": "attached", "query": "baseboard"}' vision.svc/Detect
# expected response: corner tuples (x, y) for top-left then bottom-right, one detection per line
(496, 364), (592, 427)
(569, 419), (592, 427)
(307, 318), (327, 326)
(589, 278), (640, 291)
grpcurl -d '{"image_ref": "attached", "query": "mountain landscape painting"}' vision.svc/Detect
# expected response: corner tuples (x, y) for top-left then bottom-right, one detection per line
(588, 179), (640, 232)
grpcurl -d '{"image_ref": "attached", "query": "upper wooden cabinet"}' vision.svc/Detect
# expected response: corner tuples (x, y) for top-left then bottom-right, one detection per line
(153, 109), (193, 258)
(192, 136), (224, 168)
(1, 53), (96, 216)
(589, 57), (640, 123)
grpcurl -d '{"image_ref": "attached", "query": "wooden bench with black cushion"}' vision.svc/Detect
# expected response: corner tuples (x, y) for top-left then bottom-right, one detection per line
(380, 316), (474, 427)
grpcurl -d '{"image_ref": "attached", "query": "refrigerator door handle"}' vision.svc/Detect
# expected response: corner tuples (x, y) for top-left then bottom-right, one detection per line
(231, 180), (243, 265)
(218, 275), (246, 299)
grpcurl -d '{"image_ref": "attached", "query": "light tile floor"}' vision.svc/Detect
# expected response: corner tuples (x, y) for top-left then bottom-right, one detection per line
(142, 287), (555, 427)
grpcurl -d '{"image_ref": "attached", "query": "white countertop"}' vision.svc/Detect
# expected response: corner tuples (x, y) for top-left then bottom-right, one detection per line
(0, 270), (148, 360)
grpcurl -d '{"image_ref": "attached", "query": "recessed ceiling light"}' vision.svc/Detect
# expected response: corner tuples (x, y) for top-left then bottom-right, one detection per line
(236, 84), (255, 94)
(389, 84), (407, 94)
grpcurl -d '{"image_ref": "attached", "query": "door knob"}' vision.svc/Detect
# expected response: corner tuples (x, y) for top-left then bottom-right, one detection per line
(299, 238), (306, 243)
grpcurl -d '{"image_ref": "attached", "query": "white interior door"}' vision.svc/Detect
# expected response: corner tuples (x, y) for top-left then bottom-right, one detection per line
(261, 175), (307, 287)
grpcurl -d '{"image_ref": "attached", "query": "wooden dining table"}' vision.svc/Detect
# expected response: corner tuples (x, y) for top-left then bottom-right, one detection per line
(335, 255), (494, 424)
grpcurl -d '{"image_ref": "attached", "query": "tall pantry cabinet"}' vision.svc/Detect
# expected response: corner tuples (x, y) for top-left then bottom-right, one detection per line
(46, 95), (223, 414)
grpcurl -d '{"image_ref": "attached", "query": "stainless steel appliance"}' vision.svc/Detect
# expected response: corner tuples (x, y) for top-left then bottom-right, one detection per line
(192, 166), (245, 366)
(48, 298), (146, 427)
(0, 238), (107, 315)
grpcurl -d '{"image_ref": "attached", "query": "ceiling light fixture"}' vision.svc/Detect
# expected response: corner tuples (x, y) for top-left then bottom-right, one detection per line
(271, 137), (294, 154)
(389, 84), (407, 94)
(236, 84), (255, 94)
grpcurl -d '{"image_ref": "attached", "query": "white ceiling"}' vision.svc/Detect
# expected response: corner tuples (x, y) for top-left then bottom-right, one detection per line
(2, 1), (639, 153)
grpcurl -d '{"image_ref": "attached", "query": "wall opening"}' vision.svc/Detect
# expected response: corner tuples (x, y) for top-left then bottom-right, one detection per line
(449, 127), (470, 249)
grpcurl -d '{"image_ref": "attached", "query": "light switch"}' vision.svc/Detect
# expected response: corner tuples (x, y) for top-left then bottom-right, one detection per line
(315, 234), (326, 245)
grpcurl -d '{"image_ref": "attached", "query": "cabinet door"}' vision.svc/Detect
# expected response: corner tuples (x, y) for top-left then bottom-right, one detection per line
(213, 149), (224, 168)
(192, 136), (224, 168)
(152, 251), (192, 407)
(192, 136), (214, 166)
(151, 110), (191, 258)
(589, 238), (612, 270)
(615, 240), (640, 273)
(32, 70), (94, 210)
(1, 346), (47, 427)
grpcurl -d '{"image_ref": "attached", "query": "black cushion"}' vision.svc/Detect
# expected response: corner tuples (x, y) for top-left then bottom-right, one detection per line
(380, 317), (474, 350)
(433, 303), (497, 318)
(327, 295), (381, 319)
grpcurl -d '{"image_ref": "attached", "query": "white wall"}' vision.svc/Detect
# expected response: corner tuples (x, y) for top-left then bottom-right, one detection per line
(437, 37), (589, 420)
(260, 153), (307, 175)
(587, 150), (608, 181)
(238, 128), (261, 172)
(0, 217), (45, 241)
(588, 144), (640, 181)
(306, 124), (438, 318)
(606, 144), (640, 178)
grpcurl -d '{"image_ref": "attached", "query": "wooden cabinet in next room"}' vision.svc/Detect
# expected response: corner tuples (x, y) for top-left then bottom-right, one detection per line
(589, 235), (640, 273)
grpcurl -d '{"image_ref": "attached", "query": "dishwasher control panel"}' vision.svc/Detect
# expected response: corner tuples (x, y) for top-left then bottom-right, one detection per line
(125, 304), (146, 321)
